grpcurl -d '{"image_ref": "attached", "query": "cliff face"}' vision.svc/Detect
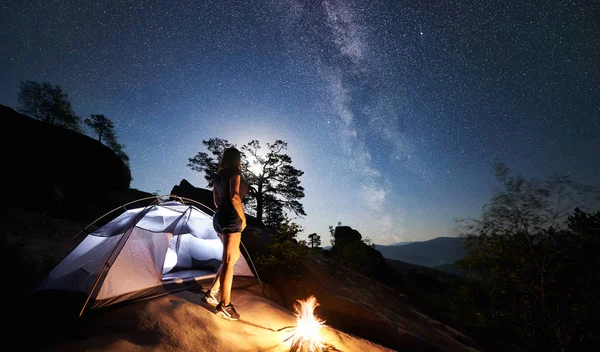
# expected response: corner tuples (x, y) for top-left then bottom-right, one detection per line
(0, 104), (142, 222)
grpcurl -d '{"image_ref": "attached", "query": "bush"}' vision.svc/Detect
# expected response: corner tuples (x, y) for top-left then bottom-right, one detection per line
(455, 209), (600, 351)
(255, 219), (308, 279)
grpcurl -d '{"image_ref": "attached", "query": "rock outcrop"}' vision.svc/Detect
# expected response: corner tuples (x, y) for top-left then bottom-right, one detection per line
(332, 225), (363, 245)
(269, 252), (480, 351)
(170, 179), (216, 212)
(170, 178), (263, 227)
(0, 104), (147, 223)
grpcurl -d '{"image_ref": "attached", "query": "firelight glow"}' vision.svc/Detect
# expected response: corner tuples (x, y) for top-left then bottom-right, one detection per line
(288, 295), (326, 352)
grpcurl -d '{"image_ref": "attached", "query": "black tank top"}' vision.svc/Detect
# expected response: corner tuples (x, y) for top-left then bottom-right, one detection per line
(213, 167), (245, 211)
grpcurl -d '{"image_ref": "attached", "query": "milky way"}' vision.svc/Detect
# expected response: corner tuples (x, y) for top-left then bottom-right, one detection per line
(1, 0), (598, 244)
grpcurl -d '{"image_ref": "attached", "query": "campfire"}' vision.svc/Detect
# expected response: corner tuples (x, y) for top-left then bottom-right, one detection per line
(281, 295), (338, 352)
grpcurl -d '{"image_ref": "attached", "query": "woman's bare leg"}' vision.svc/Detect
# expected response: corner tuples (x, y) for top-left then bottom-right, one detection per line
(207, 234), (224, 293)
(209, 265), (222, 292)
(219, 232), (241, 305)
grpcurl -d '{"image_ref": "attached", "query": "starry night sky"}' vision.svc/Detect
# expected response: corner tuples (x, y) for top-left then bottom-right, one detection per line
(1, 0), (599, 245)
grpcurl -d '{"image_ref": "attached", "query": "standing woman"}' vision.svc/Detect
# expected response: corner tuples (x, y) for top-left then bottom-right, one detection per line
(202, 147), (247, 320)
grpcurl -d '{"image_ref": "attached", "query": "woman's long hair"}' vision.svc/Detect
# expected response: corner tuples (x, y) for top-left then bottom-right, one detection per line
(217, 147), (242, 171)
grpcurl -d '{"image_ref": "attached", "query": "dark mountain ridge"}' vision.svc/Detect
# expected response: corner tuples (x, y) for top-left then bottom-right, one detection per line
(376, 236), (468, 267)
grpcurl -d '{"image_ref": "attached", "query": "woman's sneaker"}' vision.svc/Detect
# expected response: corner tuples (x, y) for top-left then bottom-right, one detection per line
(201, 290), (219, 306)
(214, 302), (240, 321)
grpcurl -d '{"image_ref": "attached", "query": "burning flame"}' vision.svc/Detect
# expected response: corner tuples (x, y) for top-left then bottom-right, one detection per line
(288, 295), (326, 352)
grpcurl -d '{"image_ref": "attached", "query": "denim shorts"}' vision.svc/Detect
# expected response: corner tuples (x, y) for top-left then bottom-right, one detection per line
(213, 210), (243, 234)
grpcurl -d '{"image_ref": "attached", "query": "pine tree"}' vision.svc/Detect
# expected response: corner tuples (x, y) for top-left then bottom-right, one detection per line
(188, 138), (306, 225)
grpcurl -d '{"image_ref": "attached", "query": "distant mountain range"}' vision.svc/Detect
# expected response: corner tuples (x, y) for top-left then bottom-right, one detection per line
(375, 237), (468, 268)
(388, 241), (416, 246)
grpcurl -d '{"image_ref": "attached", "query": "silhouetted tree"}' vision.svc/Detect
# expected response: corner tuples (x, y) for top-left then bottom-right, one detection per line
(362, 236), (376, 248)
(187, 138), (233, 187)
(16, 80), (43, 120)
(82, 113), (130, 168)
(328, 222), (342, 246)
(84, 114), (115, 143)
(17, 80), (81, 132)
(456, 162), (599, 237)
(308, 233), (321, 248)
(263, 193), (286, 228)
(107, 139), (130, 168)
(187, 138), (306, 225)
(455, 163), (600, 351)
(241, 139), (306, 223)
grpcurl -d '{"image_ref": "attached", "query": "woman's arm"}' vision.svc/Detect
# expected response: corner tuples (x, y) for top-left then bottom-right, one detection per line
(239, 179), (249, 199)
(213, 184), (219, 209)
(229, 174), (247, 230)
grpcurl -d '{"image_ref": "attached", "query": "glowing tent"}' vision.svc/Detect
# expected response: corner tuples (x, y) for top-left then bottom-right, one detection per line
(32, 196), (258, 316)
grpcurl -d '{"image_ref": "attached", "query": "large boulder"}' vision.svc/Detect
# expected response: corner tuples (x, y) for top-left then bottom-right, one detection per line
(333, 225), (363, 245)
(170, 179), (216, 212)
(329, 226), (400, 286)
(0, 104), (132, 221)
(170, 179), (262, 226)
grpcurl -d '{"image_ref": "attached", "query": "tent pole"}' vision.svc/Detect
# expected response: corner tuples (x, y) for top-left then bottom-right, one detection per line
(53, 194), (215, 263)
(239, 240), (264, 291)
(79, 261), (112, 317)
(77, 199), (161, 317)
(49, 195), (166, 261)
(61, 194), (214, 317)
